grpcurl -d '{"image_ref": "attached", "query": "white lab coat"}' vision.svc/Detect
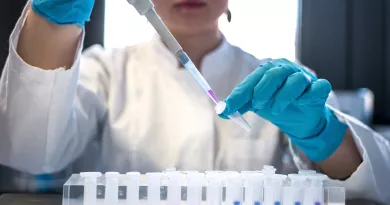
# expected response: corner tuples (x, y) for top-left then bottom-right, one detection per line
(0, 2), (390, 203)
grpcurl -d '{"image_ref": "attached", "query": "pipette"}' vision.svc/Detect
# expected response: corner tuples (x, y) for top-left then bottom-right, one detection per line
(126, 0), (251, 132)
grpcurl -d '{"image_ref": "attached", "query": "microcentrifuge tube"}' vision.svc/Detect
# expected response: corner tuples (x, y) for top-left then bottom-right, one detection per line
(206, 173), (223, 205)
(215, 101), (251, 131)
(146, 173), (161, 205)
(187, 172), (204, 205)
(297, 170), (315, 205)
(264, 174), (286, 205)
(226, 173), (243, 205)
(287, 174), (307, 205)
(167, 172), (182, 205)
(80, 172), (102, 205)
(307, 174), (328, 205)
(105, 172), (120, 205)
(126, 172), (140, 205)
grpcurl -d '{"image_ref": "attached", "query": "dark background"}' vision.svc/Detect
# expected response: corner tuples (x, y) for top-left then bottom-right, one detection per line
(300, 0), (390, 125)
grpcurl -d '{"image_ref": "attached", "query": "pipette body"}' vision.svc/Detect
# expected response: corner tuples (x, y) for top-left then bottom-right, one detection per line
(126, 0), (251, 131)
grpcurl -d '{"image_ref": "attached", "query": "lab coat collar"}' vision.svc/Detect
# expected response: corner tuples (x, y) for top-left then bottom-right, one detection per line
(149, 33), (234, 77)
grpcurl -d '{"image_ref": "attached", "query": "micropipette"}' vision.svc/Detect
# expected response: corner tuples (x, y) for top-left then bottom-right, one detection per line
(126, 0), (251, 132)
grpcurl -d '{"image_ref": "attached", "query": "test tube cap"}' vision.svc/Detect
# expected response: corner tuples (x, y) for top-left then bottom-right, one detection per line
(288, 174), (307, 180)
(105, 172), (120, 177)
(187, 172), (204, 185)
(307, 173), (328, 181)
(126, 172), (141, 178)
(262, 165), (276, 175)
(146, 172), (162, 184)
(165, 167), (177, 172)
(251, 172), (265, 183)
(80, 172), (102, 178)
(298, 170), (316, 175)
(272, 174), (287, 180)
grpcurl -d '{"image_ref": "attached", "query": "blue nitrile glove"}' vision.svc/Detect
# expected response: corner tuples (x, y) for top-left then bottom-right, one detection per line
(220, 58), (348, 162)
(32, 0), (95, 28)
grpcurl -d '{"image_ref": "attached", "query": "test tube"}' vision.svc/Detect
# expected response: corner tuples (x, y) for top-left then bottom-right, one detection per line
(241, 171), (255, 205)
(307, 174), (328, 205)
(251, 172), (265, 205)
(146, 172), (161, 205)
(226, 172), (243, 205)
(297, 170), (316, 205)
(206, 172), (223, 205)
(126, 172), (140, 205)
(105, 172), (120, 205)
(186, 172), (204, 205)
(263, 173), (286, 205)
(215, 101), (251, 131)
(261, 166), (276, 205)
(286, 174), (307, 205)
(80, 172), (102, 205)
(167, 171), (182, 205)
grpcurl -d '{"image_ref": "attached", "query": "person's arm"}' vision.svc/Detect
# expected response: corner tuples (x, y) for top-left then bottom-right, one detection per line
(319, 109), (390, 203)
(0, 1), (108, 174)
(17, 6), (82, 70)
(317, 129), (362, 179)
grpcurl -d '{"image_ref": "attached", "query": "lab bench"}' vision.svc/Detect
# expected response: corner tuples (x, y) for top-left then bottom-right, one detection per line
(0, 193), (62, 205)
(0, 193), (383, 205)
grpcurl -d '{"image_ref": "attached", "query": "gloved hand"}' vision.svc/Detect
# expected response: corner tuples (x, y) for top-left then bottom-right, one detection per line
(220, 58), (348, 162)
(32, 0), (95, 28)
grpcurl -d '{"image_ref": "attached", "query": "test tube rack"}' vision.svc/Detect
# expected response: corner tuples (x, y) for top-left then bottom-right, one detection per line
(62, 166), (345, 205)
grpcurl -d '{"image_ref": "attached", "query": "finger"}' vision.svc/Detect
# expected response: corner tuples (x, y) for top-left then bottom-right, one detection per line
(237, 101), (253, 115)
(223, 61), (276, 115)
(270, 72), (311, 115)
(297, 79), (332, 105)
(252, 65), (298, 109)
(274, 58), (318, 81)
(218, 101), (253, 119)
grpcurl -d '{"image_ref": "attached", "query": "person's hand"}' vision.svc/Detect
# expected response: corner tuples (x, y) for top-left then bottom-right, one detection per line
(32, 0), (96, 28)
(220, 58), (348, 162)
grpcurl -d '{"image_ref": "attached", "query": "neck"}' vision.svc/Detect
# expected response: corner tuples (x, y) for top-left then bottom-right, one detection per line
(173, 27), (222, 69)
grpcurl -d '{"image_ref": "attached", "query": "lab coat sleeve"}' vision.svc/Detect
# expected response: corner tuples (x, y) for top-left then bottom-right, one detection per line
(326, 107), (390, 204)
(290, 63), (390, 203)
(0, 2), (109, 174)
(324, 91), (390, 203)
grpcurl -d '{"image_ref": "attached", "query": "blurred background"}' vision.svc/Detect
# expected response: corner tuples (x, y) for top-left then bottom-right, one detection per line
(0, 0), (390, 196)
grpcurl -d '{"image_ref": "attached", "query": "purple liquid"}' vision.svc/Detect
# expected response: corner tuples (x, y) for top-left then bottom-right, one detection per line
(208, 90), (219, 103)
